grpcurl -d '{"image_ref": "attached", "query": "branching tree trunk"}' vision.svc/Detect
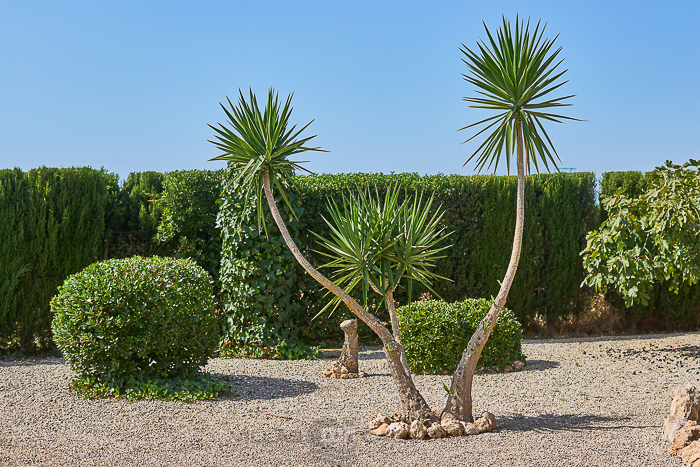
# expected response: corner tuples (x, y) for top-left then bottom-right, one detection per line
(443, 119), (526, 422)
(262, 171), (434, 420)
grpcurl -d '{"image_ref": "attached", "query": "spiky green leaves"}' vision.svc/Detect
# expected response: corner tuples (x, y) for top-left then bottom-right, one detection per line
(313, 186), (452, 313)
(208, 88), (326, 234)
(460, 15), (579, 174)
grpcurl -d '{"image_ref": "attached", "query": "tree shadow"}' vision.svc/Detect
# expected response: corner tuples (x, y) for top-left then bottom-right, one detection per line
(523, 331), (700, 345)
(218, 374), (319, 401)
(497, 413), (654, 433)
(523, 359), (559, 371)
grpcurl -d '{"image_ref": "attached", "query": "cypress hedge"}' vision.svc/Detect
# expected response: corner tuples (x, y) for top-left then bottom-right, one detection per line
(0, 167), (116, 352)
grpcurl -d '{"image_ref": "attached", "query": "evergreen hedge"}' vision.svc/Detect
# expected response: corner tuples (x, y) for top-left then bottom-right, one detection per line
(0, 167), (116, 352)
(291, 172), (598, 340)
(4, 165), (697, 353)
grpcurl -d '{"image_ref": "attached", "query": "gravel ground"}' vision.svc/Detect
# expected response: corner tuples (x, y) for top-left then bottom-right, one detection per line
(2, 332), (700, 467)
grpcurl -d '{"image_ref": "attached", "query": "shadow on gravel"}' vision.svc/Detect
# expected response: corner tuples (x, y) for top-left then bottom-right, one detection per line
(524, 360), (559, 371)
(359, 348), (385, 361)
(498, 413), (652, 432)
(219, 374), (319, 401)
(0, 357), (66, 367)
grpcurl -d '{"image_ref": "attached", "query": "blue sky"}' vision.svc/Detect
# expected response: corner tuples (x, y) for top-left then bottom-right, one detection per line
(1, 1), (698, 182)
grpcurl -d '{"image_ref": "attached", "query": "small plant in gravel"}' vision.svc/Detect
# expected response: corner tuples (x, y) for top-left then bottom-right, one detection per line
(398, 299), (525, 374)
(51, 256), (230, 401)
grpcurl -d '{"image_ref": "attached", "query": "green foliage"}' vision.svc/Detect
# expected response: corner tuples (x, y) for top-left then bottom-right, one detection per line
(293, 172), (597, 331)
(398, 299), (525, 373)
(106, 171), (165, 258)
(208, 88), (325, 235)
(0, 167), (116, 352)
(71, 373), (231, 402)
(313, 185), (451, 313)
(582, 160), (700, 308)
(599, 171), (649, 222)
(217, 167), (319, 359)
(51, 256), (222, 400)
(460, 15), (578, 173)
(157, 169), (224, 288)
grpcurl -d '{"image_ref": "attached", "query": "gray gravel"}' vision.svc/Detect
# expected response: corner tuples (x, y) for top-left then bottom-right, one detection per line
(2, 332), (699, 467)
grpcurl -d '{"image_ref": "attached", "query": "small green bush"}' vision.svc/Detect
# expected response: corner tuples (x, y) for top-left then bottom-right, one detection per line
(51, 256), (229, 401)
(397, 299), (525, 374)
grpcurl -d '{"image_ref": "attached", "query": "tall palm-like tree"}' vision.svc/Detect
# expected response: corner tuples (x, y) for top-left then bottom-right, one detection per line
(209, 89), (435, 420)
(443, 16), (579, 422)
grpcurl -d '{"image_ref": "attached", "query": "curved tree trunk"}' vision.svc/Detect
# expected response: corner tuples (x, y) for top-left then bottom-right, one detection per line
(261, 171), (434, 420)
(442, 119), (526, 422)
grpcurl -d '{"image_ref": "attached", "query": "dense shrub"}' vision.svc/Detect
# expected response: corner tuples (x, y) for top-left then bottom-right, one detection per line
(157, 170), (224, 289)
(105, 171), (165, 259)
(593, 168), (700, 331)
(50, 256), (228, 400)
(397, 299), (525, 374)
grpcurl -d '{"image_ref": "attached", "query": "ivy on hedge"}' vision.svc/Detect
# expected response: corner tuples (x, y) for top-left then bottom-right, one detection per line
(216, 168), (319, 358)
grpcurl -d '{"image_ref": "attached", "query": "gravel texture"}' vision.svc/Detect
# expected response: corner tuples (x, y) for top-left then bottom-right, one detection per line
(2, 332), (699, 467)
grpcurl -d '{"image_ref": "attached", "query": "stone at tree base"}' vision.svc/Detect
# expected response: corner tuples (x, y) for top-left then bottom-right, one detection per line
(369, 414), (392, 430)
(671, 384), (700, 421)
(339, 319), (359, 373)
(371, 423), (389, 436)
(664, 416), (689, 443)
(461, 422), (479, 435)
(427, 423), (447, 439)
(512, 360), (525, 371)
(386, 422), (410, 439)
(474, 412), (497, 433)
(669, 420), (700, 456)
(680, 441), (700, 466)
(409, 420), (428, 440)
(443, 422), (463, 437)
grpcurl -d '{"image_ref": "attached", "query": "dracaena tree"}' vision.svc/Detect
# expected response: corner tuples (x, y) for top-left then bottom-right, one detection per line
(208, 89), (437, 420)
(442, 15), (579, 422)
(313, 186), (452, 376)
(210, 12), (578, 425)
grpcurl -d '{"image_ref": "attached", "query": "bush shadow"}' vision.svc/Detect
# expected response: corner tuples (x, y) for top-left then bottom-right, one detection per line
(218, 374), (319, 401)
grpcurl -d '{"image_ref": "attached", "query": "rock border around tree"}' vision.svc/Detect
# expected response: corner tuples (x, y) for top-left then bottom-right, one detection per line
(368, 411), (496, 440)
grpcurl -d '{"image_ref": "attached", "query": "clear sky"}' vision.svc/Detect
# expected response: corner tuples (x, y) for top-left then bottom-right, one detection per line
(1, 1), (698, 182)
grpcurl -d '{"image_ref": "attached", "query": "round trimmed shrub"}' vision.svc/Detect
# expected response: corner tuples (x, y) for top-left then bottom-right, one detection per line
(397, 299), (525, 374)
(51, 256), (223, 399)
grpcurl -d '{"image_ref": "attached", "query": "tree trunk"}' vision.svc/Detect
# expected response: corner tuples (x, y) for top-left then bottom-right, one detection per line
(369, 280), (412, 379)
(442, 119), (527, 422)
(261, 171), (434, 420)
